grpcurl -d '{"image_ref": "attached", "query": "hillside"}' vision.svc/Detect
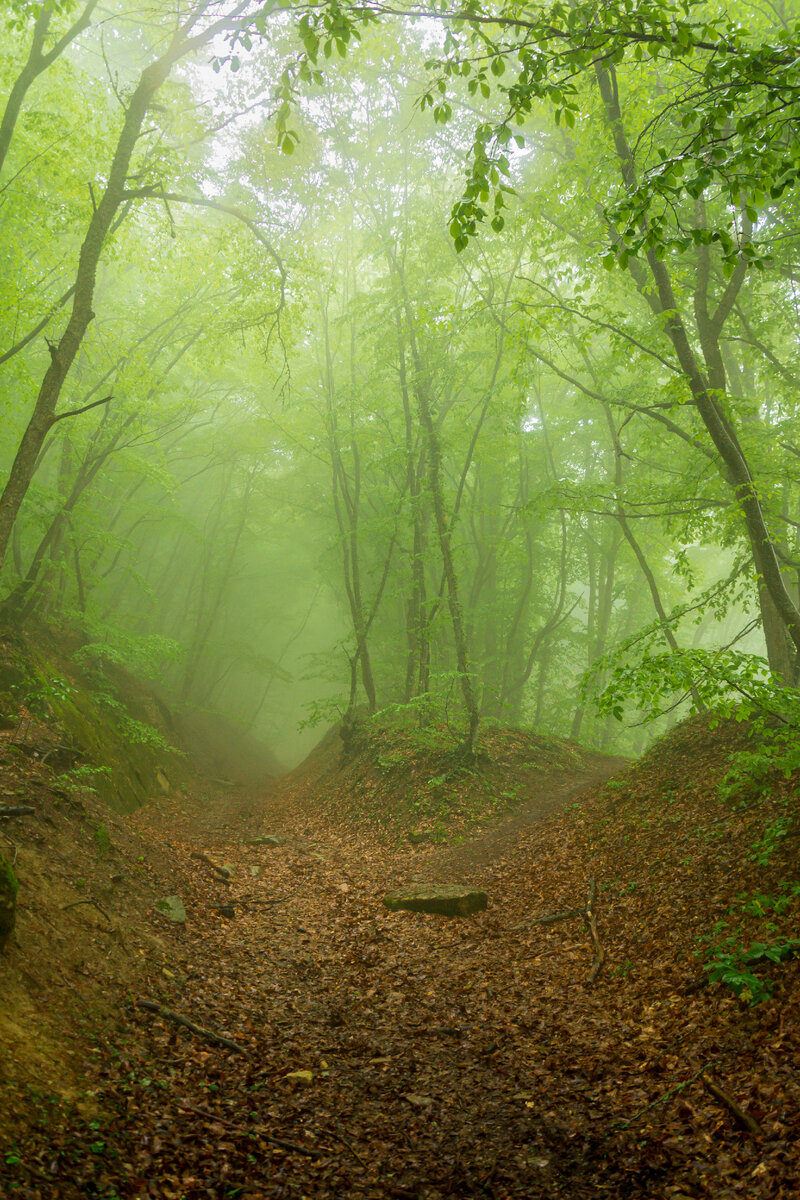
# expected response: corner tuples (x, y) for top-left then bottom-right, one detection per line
(0, 709), (798, 1198)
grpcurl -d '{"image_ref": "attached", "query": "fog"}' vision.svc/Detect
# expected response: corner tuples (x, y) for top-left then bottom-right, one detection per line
(1, 0), (798, 769)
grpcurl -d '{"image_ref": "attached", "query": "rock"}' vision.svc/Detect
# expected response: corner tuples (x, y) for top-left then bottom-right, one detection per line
(154, 895), (186, 923)
(155, 769), (170, 794)
(247, 834), (287, 848)
(221, 862), (236, 877)
(249, 865), (261, 878)
(383, 884), (488, 917)
(408, 831), (433, 845)
(283, 1070), (314, 1086)
(0, 856), (18, 950)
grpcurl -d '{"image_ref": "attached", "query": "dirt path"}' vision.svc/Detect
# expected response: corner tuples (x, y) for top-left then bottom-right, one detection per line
(428, 757), (626, 881)
(6, 741), (797, 1200)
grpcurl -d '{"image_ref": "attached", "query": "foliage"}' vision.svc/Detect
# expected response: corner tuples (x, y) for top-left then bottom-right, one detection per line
(590, 643), (800, 798)
(93, 823), (113, 857)
(73, 632), (184, 680)
(0, 855), (19, 900)
(699, 921), (800, 1005)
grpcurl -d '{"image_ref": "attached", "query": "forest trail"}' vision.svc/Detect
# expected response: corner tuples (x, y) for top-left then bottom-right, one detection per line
(3, 720), (799, 1199)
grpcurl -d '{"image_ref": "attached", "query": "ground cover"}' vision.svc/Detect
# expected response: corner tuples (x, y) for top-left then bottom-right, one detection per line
(0, 715), (798, 1199)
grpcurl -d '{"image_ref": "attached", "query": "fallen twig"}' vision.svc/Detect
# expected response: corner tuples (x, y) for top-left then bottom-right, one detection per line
(175, 1101), (321, 1157)
(322, 1124), (369, 1167)
(62, 898), (112, 923)
(0, 805), (35, 819)
(190, 851), (232, 883)
(136, 999), (247, 1055)
(702, 1072), (762, 1137)
(615, 1061), (717, 1130)
(585, 877), (605, 985)
(510, 908), (584, 930)
(239, 895), (290, 910)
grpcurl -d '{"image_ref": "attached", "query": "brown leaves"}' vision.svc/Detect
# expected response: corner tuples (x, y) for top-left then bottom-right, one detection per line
(4, 716), (800, 1198)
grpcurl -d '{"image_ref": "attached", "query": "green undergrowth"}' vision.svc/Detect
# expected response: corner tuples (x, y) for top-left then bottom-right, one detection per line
(586, 714), (800, 1007)
(0, 626), (183, 813)
(317, 715), (600, 839)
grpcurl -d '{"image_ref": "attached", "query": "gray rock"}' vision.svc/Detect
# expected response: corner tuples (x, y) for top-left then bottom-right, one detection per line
(383, 884), (488, 917)
(154, 895), (186, 923)
(247, 834), (287, 848)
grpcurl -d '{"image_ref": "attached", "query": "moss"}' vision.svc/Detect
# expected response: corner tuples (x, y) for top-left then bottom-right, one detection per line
(0, 856), (18, 899)
(0, 855), (18, 947)
(93, 824), (113, 857)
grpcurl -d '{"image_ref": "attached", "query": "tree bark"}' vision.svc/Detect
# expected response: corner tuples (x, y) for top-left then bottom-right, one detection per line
(0, 3), (249, 572)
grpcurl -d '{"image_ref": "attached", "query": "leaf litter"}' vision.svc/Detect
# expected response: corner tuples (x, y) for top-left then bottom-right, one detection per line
(1, 716), (798, 1198)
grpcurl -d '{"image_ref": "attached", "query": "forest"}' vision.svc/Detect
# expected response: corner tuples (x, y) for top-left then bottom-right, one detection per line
(1, 1), (800, 1198)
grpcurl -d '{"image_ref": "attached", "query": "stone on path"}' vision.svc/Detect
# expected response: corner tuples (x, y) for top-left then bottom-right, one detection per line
(247, 834), (287, 848)
(154, 895), (186, 923)
(383, 884), (487, 917)
(283, 1070), (314, 1086)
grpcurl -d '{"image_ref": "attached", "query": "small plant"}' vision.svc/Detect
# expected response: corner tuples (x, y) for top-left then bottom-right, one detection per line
(750, 815), (792, 866)
(57, 764), (111, 795)
(736, 882), (800, 917)
(96, 694), (174, 751)
(698, 921), (800, 1004)
(25, 675), (75, 718)
(94, 824), (113, 857)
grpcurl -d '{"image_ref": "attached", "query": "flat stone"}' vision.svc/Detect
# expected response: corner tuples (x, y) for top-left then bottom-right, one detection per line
(154, 895), (186, 923)
(283, 1070), (314, 1086)
(383, 884), (487, 917)
(247, 834), (287, 847)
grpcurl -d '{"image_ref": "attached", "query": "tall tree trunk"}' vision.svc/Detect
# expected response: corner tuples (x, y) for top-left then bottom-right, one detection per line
(0, 1), (99, 178)
(0, 3), (245, 570)
(399, 296), (480, 756)
(595, 59), (800, 670)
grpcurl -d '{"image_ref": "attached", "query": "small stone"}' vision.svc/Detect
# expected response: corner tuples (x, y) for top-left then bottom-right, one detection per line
(283, 1070), (314, 1086)
(383, 884), (488, 917)
(247, 835), (287, 848)
(154, 895), (186, 923)
(249, 865), (261, 878)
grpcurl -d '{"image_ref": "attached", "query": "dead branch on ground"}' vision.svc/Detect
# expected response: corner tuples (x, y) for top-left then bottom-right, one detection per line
(615, 1061), (718, 1130)
(512, 878), (605, 983)
(702, 1072), (762, 1137)
(175, 1100), (321, 1157)
(62, 898), (112, 922)
(190, 851), (232, 883)
(585, 877), (605, 984)
(136, 999), (247, 1055)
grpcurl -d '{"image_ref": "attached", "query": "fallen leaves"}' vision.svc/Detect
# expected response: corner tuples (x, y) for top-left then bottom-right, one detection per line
(2, 715), (799, 1198)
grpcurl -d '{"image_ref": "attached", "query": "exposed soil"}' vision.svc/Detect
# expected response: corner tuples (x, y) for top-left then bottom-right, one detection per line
(1, 717), (799, 1199)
